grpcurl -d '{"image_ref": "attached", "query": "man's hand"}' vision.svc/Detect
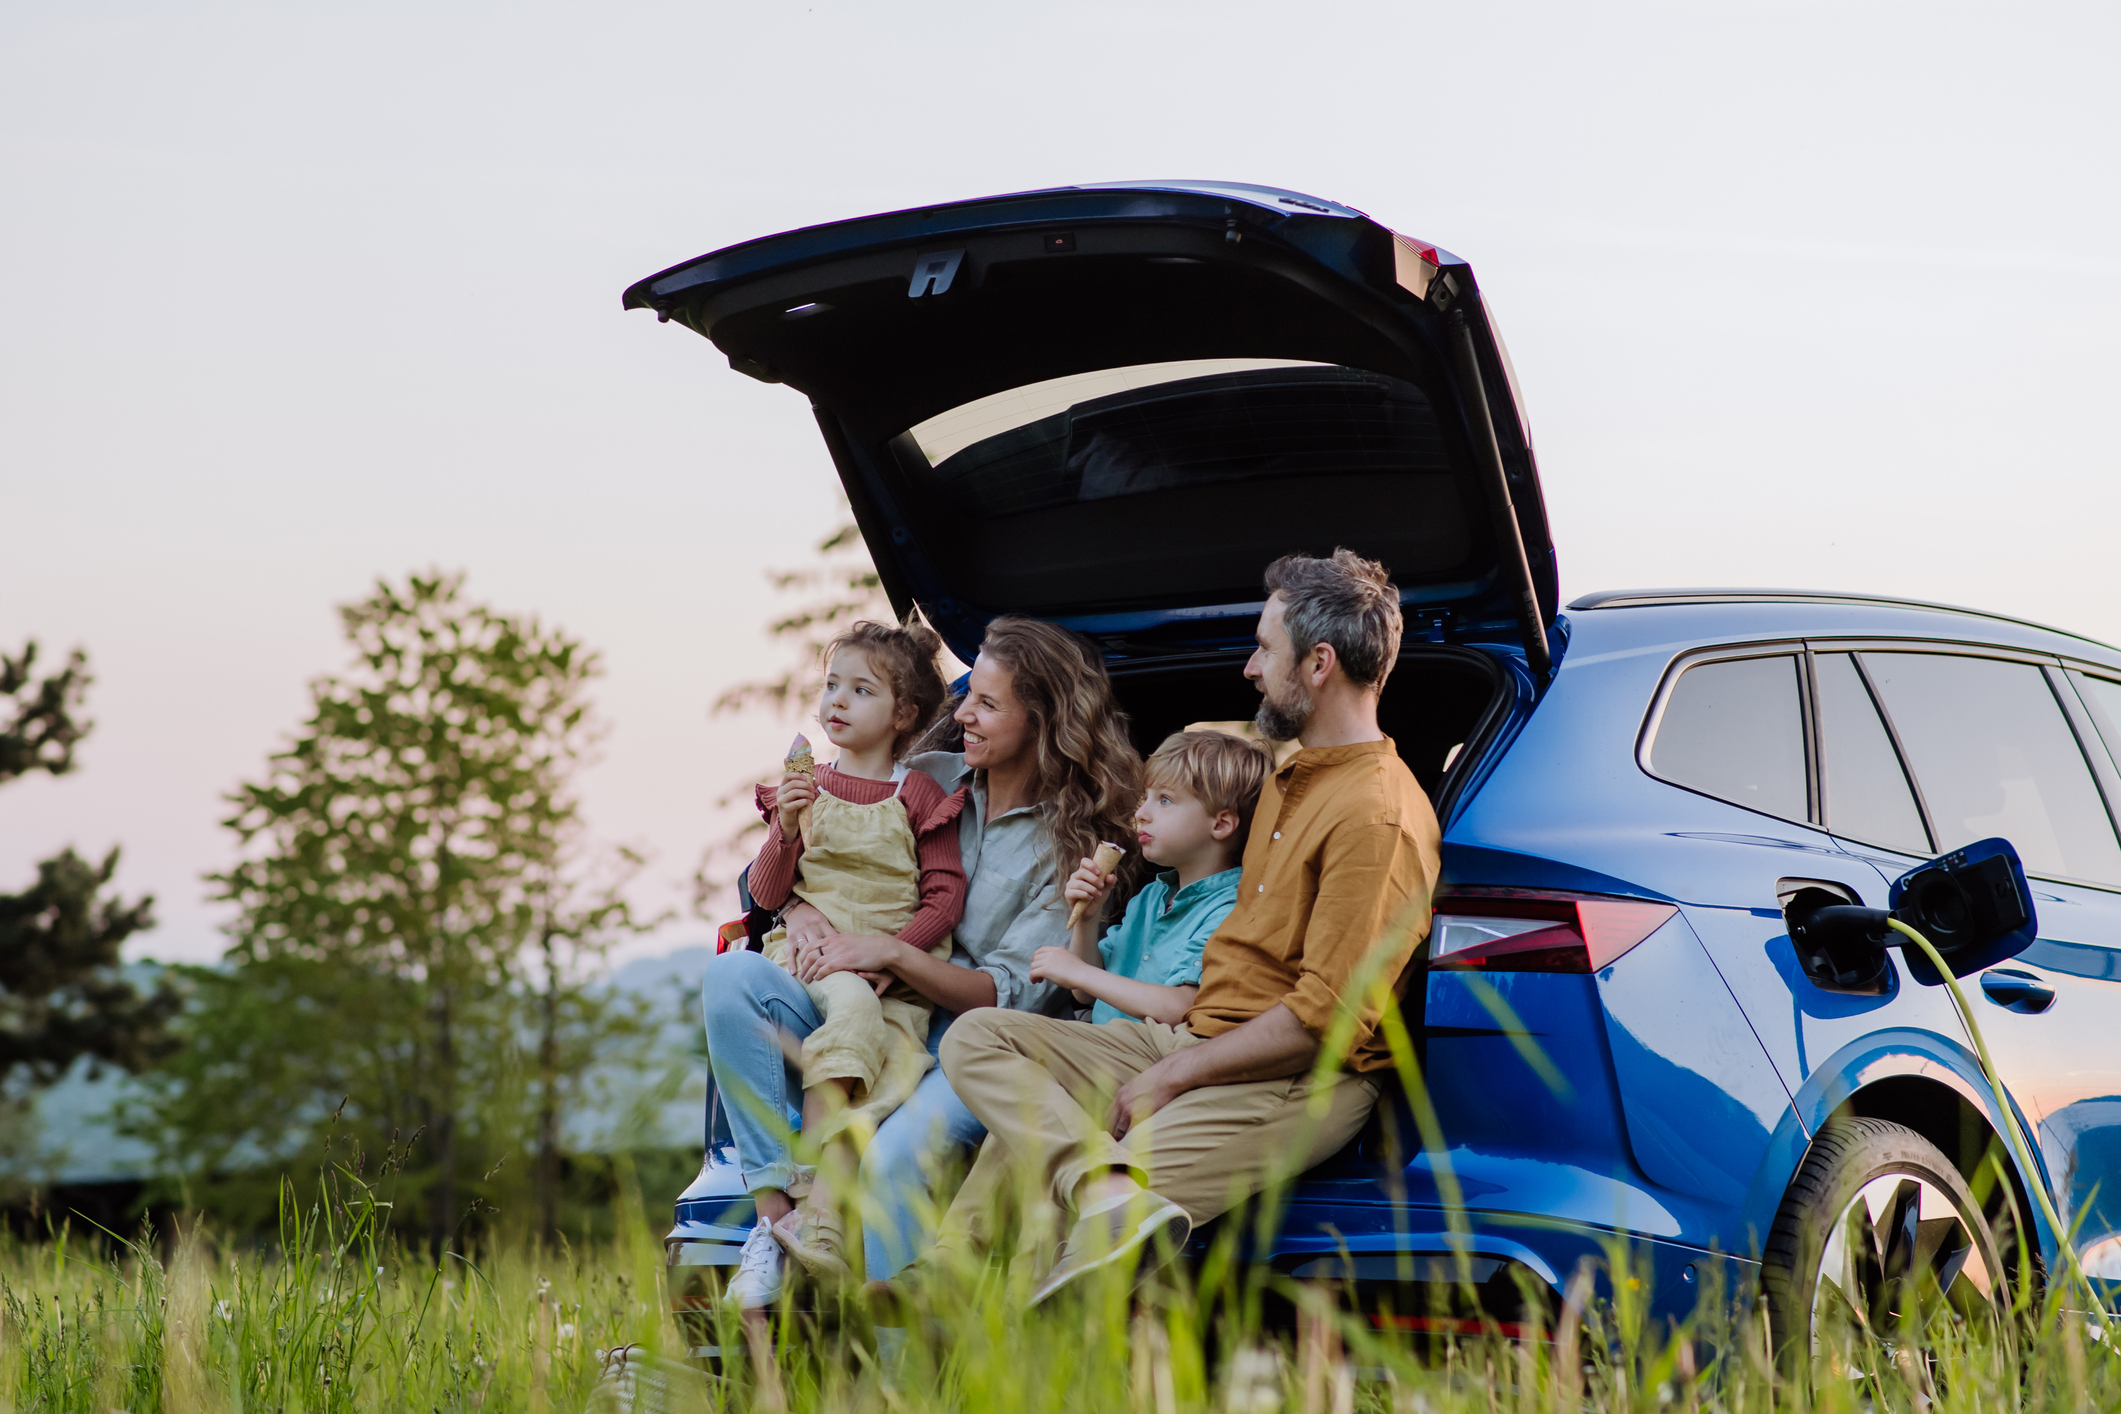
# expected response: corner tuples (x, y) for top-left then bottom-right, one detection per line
(1107, 1004), (1320, 1139)
(1110, 1052), (1191, 1140)
(1029, 945), (1097, 991)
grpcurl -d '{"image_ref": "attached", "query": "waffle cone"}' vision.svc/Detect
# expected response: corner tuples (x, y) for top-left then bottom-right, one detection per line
(1065, 841), (1128, 929)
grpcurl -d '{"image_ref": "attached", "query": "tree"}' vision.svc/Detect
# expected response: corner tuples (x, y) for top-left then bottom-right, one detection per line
(123, 573), (654, 1244)
(525, 844), (660, 1239)
(0, 641), (170, 1105)
(690, 508), (892, 917)
(1, 641), (92, 781)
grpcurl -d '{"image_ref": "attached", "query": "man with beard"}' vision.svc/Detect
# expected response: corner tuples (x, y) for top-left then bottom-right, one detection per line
(932, 548), (1441, 1306)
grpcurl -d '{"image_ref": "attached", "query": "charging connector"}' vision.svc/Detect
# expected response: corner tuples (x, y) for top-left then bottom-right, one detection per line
(1781, 838), (2109, 1329)
(1886, 917), (2111, 1334)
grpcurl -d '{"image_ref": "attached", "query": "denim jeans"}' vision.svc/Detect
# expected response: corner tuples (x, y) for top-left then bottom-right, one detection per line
(698, 948), (987, 1280)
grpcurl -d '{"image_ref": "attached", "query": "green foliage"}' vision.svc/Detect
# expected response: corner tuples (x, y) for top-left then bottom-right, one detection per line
(0, 639), (170, 1184)
(18, 921), (2117, 1411)
(0, 848), (167, 1090)
(119, 573), (658, 1244)
(692, 510), (890, 917)
(3, 1196), (2117, 1412)
(708, 517), (888, 723)
(0, 641), (91, 785)
(0, 1161), (689, 1414)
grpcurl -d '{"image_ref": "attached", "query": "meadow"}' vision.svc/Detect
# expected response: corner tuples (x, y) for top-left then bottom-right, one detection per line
(4, 1164), (2116, 1414)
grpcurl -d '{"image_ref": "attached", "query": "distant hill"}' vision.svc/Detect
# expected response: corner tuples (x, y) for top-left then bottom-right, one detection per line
(18, 945), (721, 1186)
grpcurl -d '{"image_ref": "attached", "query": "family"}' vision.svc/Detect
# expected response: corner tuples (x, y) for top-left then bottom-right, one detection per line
(697, 548), (1442, 1310)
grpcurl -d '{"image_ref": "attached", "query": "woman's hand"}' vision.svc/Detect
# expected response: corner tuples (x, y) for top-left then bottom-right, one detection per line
(783, 900), (832, 949)
(1029, 945), (1096, 991)
(782, 900), (834, 977)
(802, 931), (904, 984)
(774, 770), (817, 838)
(1062, 856), (1118, 916)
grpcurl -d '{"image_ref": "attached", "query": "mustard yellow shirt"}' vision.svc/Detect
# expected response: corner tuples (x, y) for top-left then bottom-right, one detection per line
(1183, 737), (1441, 1072)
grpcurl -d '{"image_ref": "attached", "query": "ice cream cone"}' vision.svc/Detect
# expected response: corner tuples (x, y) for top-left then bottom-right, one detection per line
(1066, 841), (1127, 929)
(786, 733), (817, 839)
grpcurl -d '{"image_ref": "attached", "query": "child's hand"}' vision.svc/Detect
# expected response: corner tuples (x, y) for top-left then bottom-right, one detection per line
(1062, 856), (1118, 914)
(1030, 945), (1095, 990)
(775, 770), (817, 837)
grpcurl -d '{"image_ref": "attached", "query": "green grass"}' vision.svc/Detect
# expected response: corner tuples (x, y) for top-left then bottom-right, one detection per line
(4, 1167), (2116, 1414)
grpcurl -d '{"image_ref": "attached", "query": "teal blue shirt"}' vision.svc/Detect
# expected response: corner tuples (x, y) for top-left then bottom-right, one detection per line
(1090, 867), (1242, 1024)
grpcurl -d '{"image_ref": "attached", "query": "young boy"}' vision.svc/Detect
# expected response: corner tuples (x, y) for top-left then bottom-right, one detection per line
(1028, 729), (1270, 1022)
(867, 731), (1270, 1297)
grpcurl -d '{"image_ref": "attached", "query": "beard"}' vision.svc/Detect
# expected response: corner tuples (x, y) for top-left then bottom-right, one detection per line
(1253, 676), (1314, 743)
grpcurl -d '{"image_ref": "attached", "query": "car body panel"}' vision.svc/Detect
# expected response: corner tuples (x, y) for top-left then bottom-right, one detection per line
(1438, 598), (2121, 1300)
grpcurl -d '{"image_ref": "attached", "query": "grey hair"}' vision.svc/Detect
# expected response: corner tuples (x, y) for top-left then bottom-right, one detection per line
(1262, 549), (1404, 690)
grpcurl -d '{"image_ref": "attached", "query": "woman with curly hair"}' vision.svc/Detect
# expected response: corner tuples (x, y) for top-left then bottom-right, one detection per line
(701, 615), (1143, 1302)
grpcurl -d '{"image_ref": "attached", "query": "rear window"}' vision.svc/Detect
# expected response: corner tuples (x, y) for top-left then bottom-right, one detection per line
(1649, 655), (1810, 822)
(1862, 653), (2121, 886)
(903, 362), (1451, 520)
(884, 363), (1474, 613)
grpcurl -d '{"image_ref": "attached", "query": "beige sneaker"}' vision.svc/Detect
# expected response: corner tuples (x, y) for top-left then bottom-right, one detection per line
(772, 1203), (852, 1284)
(1026, 1190), (1190, 1308)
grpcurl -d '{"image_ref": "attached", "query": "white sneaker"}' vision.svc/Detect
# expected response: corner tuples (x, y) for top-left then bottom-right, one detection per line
(1026, 1190), (1191, 1308)
(725, 1218), (786, 1310)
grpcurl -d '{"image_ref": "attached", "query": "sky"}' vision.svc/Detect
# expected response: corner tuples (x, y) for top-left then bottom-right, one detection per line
(3, 1), (2117, 967)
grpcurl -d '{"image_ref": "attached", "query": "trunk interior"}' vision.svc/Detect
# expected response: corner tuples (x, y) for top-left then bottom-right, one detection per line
(1106, 644), (1508, 812)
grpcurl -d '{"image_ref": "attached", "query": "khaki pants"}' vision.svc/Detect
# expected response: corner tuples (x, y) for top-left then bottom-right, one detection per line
(937, 1011), (1380, 1241)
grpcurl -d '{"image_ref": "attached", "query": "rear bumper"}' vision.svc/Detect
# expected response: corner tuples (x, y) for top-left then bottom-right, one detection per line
(663, 1146), (1756, 1330)
(1261, 1195), (1757, 1327)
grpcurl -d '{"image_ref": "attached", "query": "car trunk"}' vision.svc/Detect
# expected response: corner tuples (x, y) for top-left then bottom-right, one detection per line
(626, 181), (1558, 673)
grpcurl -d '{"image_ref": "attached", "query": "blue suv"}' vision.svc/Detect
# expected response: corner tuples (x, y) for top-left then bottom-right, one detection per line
(626, 182), (2121, 1355)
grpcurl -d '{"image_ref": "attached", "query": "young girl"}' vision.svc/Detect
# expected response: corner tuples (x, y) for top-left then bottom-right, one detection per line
(746, 619), (966, 1283)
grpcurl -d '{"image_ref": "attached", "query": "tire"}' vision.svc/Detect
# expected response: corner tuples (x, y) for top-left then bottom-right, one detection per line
(1762, 1117), (2008, 1376)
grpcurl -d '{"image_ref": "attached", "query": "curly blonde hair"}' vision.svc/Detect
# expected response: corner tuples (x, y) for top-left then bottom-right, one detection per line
(969, 617), (1144, 891)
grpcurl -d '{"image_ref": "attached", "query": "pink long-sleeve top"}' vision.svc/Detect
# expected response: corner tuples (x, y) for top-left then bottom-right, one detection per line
(749, 764), (969, 952)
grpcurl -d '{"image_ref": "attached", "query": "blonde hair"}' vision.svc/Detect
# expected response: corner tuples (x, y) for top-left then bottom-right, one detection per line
(1146, 730), (1273, 842)
(822, 619), (950, 760)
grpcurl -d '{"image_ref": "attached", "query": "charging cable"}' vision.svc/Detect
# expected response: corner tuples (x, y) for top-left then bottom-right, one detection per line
(1885, 917), (2113, 1333)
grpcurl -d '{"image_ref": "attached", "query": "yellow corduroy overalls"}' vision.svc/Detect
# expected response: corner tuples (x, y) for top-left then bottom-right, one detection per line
(761, 767), (952, 1145)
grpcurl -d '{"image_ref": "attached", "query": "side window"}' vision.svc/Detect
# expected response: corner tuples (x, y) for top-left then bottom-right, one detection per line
(2073, 673), (2121, 773)
(1814, 653), (1930, 856)
(1649, 655), (1809, 822)
(1862, 653), (2121, 886)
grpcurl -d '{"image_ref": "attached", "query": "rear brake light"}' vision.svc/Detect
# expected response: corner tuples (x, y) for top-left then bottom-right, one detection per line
(1430, 891), (1675, 973)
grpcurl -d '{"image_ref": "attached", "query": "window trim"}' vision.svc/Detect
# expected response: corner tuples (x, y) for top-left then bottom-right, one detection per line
(1801, 640), (2121, 894)
(1638, 634), (2121, 892)
(1636, 640), (1820, 831)
(2056, 667), (2121, 860)
(1805, 645), (1938, 856)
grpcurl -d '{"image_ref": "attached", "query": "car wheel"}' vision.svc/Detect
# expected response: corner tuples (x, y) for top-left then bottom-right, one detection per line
(1762, 1117), (2008, 1377)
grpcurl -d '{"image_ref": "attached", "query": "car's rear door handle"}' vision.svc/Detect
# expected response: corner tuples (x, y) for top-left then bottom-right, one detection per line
(1979, 969), (2056, 1014)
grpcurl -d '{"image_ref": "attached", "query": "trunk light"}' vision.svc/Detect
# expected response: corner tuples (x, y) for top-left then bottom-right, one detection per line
(1430, 891), (1676, 973)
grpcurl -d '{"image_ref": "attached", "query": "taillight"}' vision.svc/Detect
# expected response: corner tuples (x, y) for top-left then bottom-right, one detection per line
(1429, 891), (1676, 973)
